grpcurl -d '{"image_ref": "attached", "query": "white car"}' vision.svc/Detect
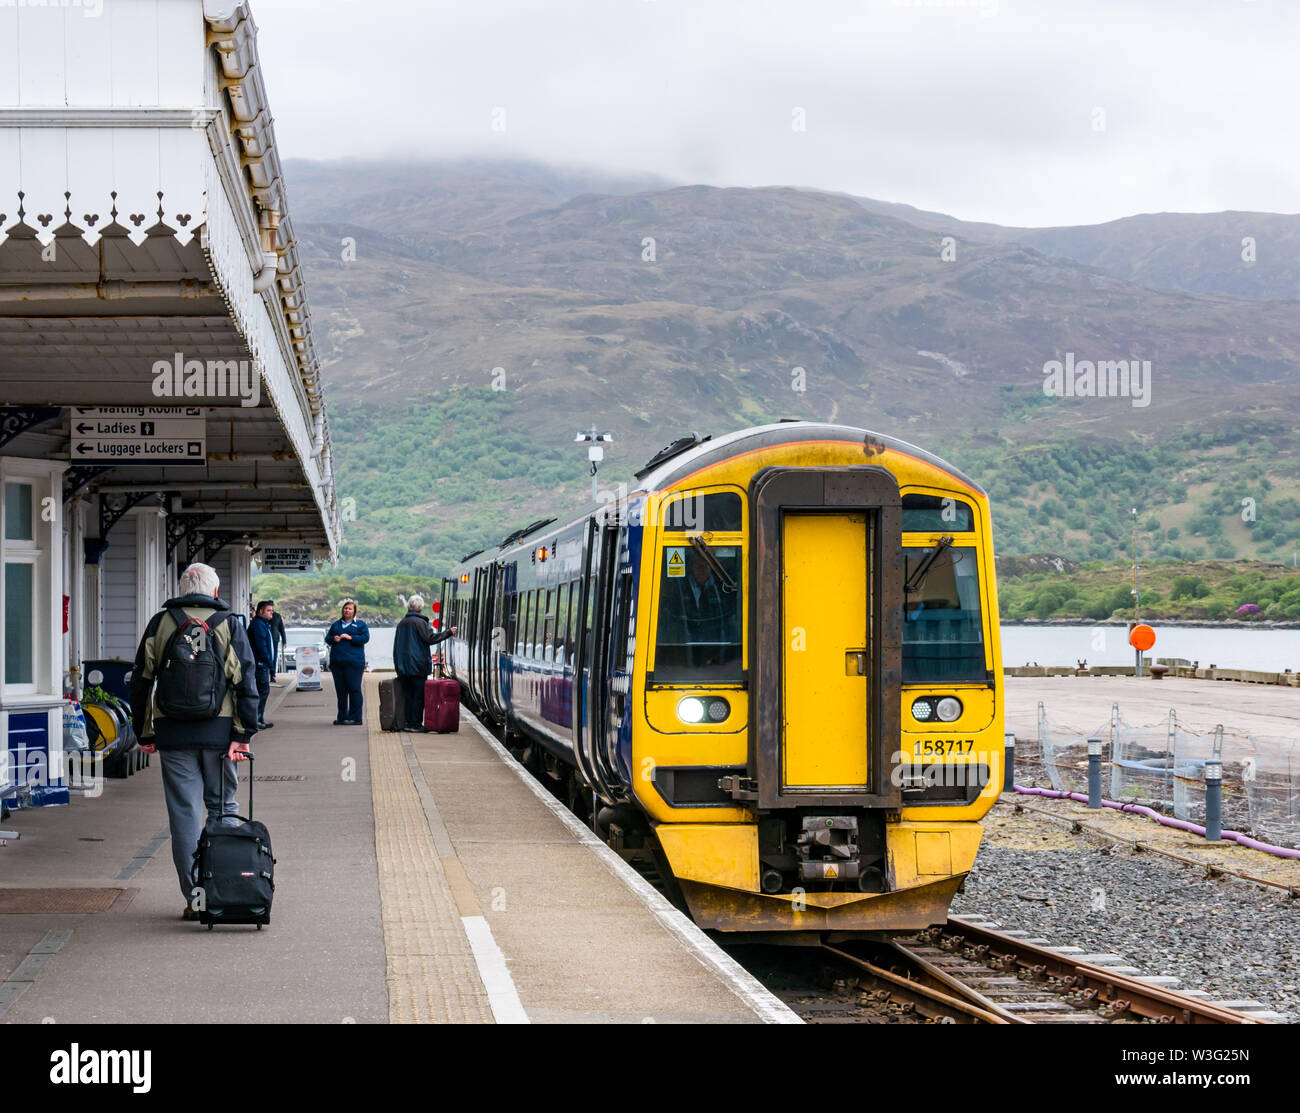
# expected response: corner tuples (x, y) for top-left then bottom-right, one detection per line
(282, 627), (329, 671)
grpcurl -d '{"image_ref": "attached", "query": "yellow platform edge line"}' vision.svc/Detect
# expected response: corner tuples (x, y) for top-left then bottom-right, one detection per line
(364, 675), (494, 1024)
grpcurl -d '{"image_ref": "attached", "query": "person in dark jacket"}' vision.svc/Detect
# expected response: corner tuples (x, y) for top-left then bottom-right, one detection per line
(326, 599), (369, 725)
(129, 562), (259, 920)
(393, 595), (456, 732)
(269, 605), (287, 684)
(248, 600), (276, 729)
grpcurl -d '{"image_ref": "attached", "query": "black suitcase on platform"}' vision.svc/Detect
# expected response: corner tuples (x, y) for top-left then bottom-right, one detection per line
(379, 677), (404, 732)
(191, 755), (275, 930)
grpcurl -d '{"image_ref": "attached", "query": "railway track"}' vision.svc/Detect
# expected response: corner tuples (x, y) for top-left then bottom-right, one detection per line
(483, 719), (1268, 1025)
(730, 917), (1265, 1024)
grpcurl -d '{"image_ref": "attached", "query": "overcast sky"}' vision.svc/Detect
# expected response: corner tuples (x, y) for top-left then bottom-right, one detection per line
(251, 0), (1299, 227)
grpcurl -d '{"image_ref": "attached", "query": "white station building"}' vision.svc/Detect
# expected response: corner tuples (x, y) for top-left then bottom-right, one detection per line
(0, 1), (339, 806)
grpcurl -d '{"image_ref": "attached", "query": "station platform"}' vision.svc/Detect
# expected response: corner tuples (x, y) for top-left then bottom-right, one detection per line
(0, 676), (794, 1024)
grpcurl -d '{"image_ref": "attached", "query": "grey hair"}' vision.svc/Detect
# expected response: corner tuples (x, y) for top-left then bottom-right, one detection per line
(178, 562), (220, 597)
(407, 594), (425, 612)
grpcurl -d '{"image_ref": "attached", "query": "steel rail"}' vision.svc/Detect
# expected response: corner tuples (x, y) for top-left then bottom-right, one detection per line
(945, 916), (1259, 1024)
(819, 943), (1009, 1024)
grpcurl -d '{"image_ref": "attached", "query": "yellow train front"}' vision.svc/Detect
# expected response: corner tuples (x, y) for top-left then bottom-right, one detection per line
(444, 422), (1004, 933)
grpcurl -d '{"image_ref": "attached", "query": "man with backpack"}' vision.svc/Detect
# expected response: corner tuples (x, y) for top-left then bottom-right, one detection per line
(129, 562), (261, 920)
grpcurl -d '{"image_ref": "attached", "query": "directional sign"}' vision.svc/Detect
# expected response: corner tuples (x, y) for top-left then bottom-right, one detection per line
(261, 546), (314, 573)
(68, 408), (206, 466)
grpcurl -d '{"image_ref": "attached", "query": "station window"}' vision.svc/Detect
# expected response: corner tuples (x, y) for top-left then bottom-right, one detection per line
(4, 560), (35, 685)
(1, 469), (53, 697)
(4, 483), (34, 541)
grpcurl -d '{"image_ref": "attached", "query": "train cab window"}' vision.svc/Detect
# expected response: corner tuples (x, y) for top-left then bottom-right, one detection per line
(902, 493), (974, 532)
(664, 491), (743, 531)
(653, 543), (743, 683)
(519, 592), (532, 656)
(902, 544), (986, 683)
(554, 583), (568, 666)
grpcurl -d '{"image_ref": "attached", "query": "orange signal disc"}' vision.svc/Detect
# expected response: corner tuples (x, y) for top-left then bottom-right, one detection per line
(1129, 624), (1156, 652)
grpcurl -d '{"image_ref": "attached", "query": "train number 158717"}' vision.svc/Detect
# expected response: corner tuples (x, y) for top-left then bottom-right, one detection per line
(912, 739), (975, 756)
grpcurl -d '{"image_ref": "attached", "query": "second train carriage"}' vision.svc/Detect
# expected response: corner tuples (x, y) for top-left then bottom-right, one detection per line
(442, 421), (1004, 932)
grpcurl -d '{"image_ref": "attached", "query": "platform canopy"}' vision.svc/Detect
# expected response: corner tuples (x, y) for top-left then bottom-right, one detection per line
(0, 0), (338, 557)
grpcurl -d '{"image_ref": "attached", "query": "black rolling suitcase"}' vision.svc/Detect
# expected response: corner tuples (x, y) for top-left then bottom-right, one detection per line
(379, 677), (404, 732)
(191, 754), (275, 930)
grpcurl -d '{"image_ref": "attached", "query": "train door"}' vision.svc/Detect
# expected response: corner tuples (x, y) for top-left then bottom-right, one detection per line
(487, 562), (510, 722)
(746, 466), (903, 811)
(782, 512), (870, 791)
(584, 517), (629, 802)
(571, 518), (599, 792)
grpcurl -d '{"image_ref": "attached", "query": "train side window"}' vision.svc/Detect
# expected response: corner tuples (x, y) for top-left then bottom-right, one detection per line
(533, 589), (544, 660)
(584, 574), (597, 665)
(505, 591), (517, 654)
(554, 583), (568, 666)
(523, 590), (534, 658)
(566, 579), (580, 661)
(540, 589), (553, 662)
(612, 571), (634, 672)
(518, 592), (529, 656)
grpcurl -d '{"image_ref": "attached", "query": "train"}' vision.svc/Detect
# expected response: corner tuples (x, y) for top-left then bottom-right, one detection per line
(441, 421), (1004, 933)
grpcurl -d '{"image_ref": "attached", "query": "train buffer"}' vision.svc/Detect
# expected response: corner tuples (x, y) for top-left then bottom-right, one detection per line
(0, 675), (795, 1024)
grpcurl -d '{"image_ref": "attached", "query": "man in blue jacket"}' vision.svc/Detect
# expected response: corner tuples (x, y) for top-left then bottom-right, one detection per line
(248, 600), (276, 729)
(393, 595), (456, 732)
(129, 562), (260, 919)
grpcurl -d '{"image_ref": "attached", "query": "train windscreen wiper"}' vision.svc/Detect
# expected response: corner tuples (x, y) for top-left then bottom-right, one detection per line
(904, 535), (954, 595)
(688, 536), (738, 594)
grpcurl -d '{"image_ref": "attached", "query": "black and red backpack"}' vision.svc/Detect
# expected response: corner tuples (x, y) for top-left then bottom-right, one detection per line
(154, 607), (229, 721)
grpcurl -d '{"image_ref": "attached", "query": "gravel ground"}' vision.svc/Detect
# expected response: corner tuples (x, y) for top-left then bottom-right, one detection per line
(952, 806), (1300, 1021)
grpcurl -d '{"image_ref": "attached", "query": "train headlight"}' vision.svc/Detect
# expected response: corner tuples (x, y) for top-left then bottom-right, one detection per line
(706, 698), (730, 722)
(936, 697), (963, 722)
(677, 697), (706, 724)
(911, 698), (935, 722)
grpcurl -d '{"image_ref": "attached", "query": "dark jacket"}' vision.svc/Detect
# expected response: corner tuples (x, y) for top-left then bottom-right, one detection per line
(248, 614), (275, 669)
(326, 617), (370, 668)
(270, 611), (286, 650)
(393, 610), (453, 676)
(129, 594), (261, 750)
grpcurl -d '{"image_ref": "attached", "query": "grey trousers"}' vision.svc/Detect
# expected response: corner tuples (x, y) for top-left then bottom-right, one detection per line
(158, 748), (240, 903)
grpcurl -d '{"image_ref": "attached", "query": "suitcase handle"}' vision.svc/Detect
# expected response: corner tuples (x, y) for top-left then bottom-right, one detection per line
(234, 750), (253, 818)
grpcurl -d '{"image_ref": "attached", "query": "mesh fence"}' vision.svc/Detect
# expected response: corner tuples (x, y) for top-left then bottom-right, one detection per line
(1038, 702), (1115, 794)
(1245, 737), (1300, 851)
(1111, 710), (1177, 807)
(1172, 723), (1252, 831)
(1031, 701), (1295, 845)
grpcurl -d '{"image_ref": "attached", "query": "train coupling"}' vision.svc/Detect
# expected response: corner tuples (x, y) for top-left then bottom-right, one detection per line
(796, 816), (861, 882)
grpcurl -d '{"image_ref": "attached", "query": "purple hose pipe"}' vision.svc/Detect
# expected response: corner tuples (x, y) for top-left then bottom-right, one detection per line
(1013, 785), (1300, 860)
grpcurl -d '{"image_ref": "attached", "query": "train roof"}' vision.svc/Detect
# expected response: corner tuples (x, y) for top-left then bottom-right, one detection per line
(451, 422), (985, 572)
(634, 421), (986, 496)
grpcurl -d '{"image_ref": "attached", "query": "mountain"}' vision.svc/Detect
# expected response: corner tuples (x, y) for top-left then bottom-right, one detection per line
(284, 158), (1300, 576)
